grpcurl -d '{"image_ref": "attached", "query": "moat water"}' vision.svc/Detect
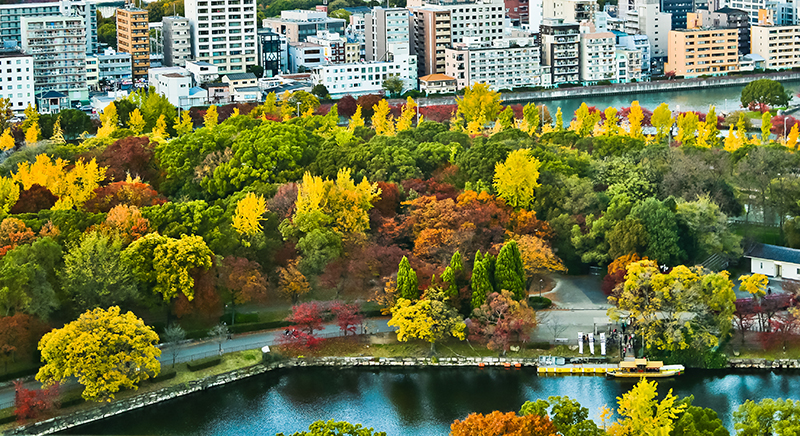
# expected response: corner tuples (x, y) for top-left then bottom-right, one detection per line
(61, 367), (800, 435)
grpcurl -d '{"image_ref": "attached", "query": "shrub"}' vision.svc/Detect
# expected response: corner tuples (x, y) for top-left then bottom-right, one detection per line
(187, 357), (222, 372)
(148, 369), (177, 383)
(527, 296), (552, 310)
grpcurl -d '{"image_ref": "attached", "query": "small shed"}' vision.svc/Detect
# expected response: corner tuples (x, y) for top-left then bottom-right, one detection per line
(744, 243), (800, 280)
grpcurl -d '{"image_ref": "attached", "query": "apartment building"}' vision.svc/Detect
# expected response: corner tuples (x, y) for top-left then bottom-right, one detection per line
(614, 31), (651, 75)
(257, 28), (284, 77)
(116, 6), (149, 80)
(543, 0), (597, 23)
(691, 6), (750, 54)
(410, 6), (451, 76)
(541, 19), (580, 85)
(365, 8), (411, 62)
(311, 57), (418, 98)
(163, 16), (192, 67)
(661, 0), (695, 29)
(86, 48), (133, 88)
(726, 0), (768, 23)
(408, 0), (505, 46)
(0, 50), (34, 113)
(580, 29), (616, 84)
(751, 22), (800, 69)
(615, 46), (643, 82)
(20, 15), (88, 105)
(263, 10), (346, 43)
(0, 0), (96, 55)
(307, 31), (346, 64)
(665, 26), (739, 77)
(620, 0), (671, 73)
(345, 38), (360, 63)
(186, 0), (258, 74)
(505, 0), (529, 26)
(444, 37), (549, 90)
(288, 41), (325, 72)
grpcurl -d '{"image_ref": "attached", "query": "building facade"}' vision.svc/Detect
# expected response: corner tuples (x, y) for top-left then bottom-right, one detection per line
(257, 28), (284, 77)
(541, 19), (580, 85)
(0, 0), (96, 54)
(620, 0), (671, 73)
(163, 16), (192, 67)
(691, 7), (750, 54)
(263, 10), (346, 43)
(20, 15), (88, 105)
(444, 37), (549, 90)
(665, 26), (739, 77)
(86, 48), (133, 88)
(116, 6), (149, 81)
(311, 58), (418, 98)
(307, 31), (346, 64)
(365, 7), (411, 62)
(419, 73), (457, 93)
(615, 46), (643, 82)
(543, 0), (597, 22)
(0, 50), (34, 113)
(580, 30), (616, 84)
(751, 23), (800, 69)
(410, 6), (451, 76)
(288, 41), (324, 72)
(661, 0), (695, 29)
(186, 0), (258, 74)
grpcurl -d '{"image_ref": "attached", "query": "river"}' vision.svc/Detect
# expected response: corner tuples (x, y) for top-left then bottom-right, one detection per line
(523, 79), (800, 119)
(60, 367), (800, 435)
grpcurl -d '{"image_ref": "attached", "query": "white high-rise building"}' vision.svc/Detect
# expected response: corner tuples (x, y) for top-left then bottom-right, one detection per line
(163, 16), (192, 67)
(579, 23), (616, 84)
(0, 50), (35, 113)
(185, 0), (258, 74)
(0, 0), (96, 55)
(408, 0), (505, 46)
(365, 7), (412, 61)
(444, 37), (549, 90)
(620, 0), (671, 73)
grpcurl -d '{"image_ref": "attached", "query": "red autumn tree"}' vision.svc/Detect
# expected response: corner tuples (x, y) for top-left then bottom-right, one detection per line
(97, 136), (157, 183)
(419, 104), (458, 123)
(618, 106), (654, 127)
(0, 314), (42, 373)
(14, 381), (59, 423)
(9, 184), (58, 214)
(372, 181), (400, 217)
(173, 269), (223, 323)
(329, 301), (364, 336)
(355, 94), (384, 119)
(218, 256), (268, 307)
(451, 411), (558, 436)
(467, 290), (538, 353)
(771, 115), (799, 136)
(286, 302), (324, 335)
(84, 181), (167, 213)
(402, 178), (458, 201)
(268, 183), (298, 220)
(337, 95), (358, 118)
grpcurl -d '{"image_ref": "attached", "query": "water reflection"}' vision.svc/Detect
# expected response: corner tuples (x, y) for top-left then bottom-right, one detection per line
(60, 368), (800, 435)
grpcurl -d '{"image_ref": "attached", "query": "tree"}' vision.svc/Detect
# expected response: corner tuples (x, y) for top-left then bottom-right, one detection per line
(396, 97), (417, 132)
(287, 302), (324, 335)
(97, 102), (118, 138)
(0, 313), (41, 374)
(602, 106), (620, 136)
(393, 256), (420, 301)
(37, 306), (161, 402)
(311, 84), (329, 99)
(571, 103), (601, 137)
(388, 294), (466, 353)
(630, 198), (684, 266)
(0, 177), (19, 215)
(174, 110), (193, 136)
(515, 234), (567, 286)
(521, 103), (541, 135)
(762, 111), (773, 145)
(519, 396), (605, 436)
(652, 103), (674, 142)
(218, 256), (267, 319)
(468, 290), (537, 353)
(161, 323), (186, 367)
(207, 323), (229, 355)
(281, 90), (320, 118)
(555, 107), (564, 131)
(493, 149), (541, 210)
(277, 419), (386, 436)
(60, 232), (138, 312)
(14, 380), (58, 423)
(9, 185), (57, 214)
(495, 240), (526, 300)
(456, 83), (503, 126)
(676, 112), (699, 146)
(337, 95), (358, 118)
(151, 114), (169, 141)
(0, 128), (13, 151)
(371, 99), (395, 136)
(278, 259), (311, 303)
(232, 192), (267, 237)
(349, 105), (365, 130)
(382, 76), (404, 97)
(609, 379), (686, 436)
(204, 105), (219, 129)
(51, 116), (65, 144)
(12, 154), (106, 210)
(24, 122), (39, 146)
(734, 398), (800, 436)
(0, 238), (62, 320)
(128, 108), (146, 135)
(741, 78), (791, 110)
(470, 256), (493, 308)
(330, 301), (364, 335)
(672, 396), (730, 436)
(628, 100), (645, 139)
(451, 411), (558, 436)
(739, 274), (769, 297)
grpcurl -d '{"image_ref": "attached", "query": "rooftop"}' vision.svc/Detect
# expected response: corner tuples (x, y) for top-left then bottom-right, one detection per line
(745, 243), (800, 264)
(420, 73), (456, 82)
(0, 50), (29, 59)
(224, 72), (257, 81)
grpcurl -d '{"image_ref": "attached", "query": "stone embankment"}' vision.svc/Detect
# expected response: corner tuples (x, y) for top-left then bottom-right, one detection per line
(9, 356), (536, 436)
(728, 358), (800, 370)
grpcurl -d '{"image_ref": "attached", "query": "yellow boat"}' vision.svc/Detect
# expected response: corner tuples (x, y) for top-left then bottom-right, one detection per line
(606, 358), (685, 378)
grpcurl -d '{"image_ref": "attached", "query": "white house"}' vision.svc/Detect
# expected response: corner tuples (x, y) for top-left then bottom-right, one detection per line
(149, 67), (194, 109)
(744, 243), (800, 280)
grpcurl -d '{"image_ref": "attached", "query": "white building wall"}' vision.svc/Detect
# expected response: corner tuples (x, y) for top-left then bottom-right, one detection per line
(750, 257), (800, 279)
(312, 58), (418, 98)
(185, 0), (258, 74)
(0, 54), (35, 113)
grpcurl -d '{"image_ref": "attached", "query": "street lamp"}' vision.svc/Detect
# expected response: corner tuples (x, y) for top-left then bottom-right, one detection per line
(539, 278), (544, 298)
(296, 101), (301, 117)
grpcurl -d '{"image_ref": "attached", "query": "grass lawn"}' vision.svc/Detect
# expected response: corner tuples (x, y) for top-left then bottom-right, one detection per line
(730, 223), (783, 245)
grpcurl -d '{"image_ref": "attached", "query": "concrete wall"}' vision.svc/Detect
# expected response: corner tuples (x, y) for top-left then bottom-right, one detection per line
(750, 256), (800, 280)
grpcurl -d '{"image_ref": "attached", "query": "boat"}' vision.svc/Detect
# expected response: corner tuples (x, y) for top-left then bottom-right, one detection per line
(605, 358), (685, 378)
(536, 356), (618, 375)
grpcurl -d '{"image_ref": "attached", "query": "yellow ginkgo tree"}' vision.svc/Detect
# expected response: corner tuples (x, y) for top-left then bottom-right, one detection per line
(608, 379), (686, 436)
(232, 192), (267, 237)
(493, 149), (542, 210)
(12, 154), (106, 210)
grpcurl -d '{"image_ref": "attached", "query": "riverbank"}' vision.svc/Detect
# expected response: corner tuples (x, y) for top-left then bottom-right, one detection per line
(12, 350), (800, 436)
(391, 71), (800, 105)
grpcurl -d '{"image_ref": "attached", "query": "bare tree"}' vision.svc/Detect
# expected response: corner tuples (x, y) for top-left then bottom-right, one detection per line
(208, 323), (230, 356)
(545, 315), (569, 343)
(162, 324), (187, 367)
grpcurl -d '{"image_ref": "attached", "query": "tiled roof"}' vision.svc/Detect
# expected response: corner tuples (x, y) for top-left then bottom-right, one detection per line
(746, 243), (800, 264)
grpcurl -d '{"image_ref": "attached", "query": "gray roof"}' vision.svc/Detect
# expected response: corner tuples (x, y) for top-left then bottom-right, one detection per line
(224, 73), (257, 81)
(745, 243), (800, 264)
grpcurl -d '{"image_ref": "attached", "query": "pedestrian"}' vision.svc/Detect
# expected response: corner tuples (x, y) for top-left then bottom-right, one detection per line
(768, 287), (772, 295)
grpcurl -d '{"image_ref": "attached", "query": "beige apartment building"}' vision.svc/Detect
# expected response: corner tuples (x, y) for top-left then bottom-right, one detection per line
(751, 23), (800, 70)
(116, 5), (150, 80)
(410, 6), (451, 76)
(665, 26), (739, 77)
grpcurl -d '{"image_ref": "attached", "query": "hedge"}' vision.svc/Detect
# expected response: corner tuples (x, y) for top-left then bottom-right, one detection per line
(187, 357), (221, 372)
(527, 296), (552, 310)
(525, 342), (551, 350)
(0, 366), (40, 384)
(148, 369), (177, 383)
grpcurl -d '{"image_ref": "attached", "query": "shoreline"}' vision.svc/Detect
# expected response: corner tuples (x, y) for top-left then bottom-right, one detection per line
(9, 355), (800, 436)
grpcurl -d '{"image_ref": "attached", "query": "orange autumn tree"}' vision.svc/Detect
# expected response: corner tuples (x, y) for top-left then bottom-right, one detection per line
(278, 259), (311, 303)
(95, 204), (151, 246)
(450, 411), (558, 436)
(602, 253), (648, 296)
(12, 154), (106, 210)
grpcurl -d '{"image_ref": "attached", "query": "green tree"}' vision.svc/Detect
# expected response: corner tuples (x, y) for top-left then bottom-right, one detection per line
(36, 306), (161, 402)
(311, 84), (329, 99)
(520, 396), (605, 436)
(60, 232), (138, 312)
(455, 83), (503, 125)
(740, 78), (791, 110)
(396, 256), (419, 300)
(522, 103), (540, 134)
(0, 238), (62, 320)
(277, 420), (386, 436)
(630, 198), (684, 266)
(495, 240), (526, 300)
(652, 103), (674, 143)
(672, 396), (730, 436)
(382, 76), (404, 98)
(493, 149), (541, 210)
(470, 258), (493, 308)
(734, 398), (800, 436)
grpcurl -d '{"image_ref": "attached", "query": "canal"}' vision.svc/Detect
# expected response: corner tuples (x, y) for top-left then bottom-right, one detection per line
(60, 367), (800, 435)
